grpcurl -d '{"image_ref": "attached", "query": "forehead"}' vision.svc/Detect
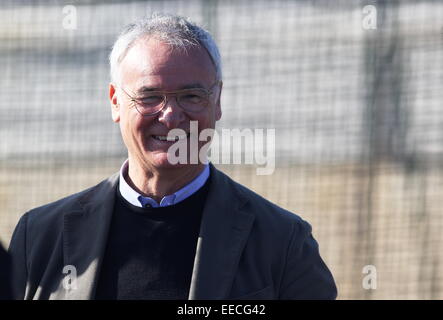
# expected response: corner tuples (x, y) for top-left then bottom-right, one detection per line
(119, 37), (216, 89)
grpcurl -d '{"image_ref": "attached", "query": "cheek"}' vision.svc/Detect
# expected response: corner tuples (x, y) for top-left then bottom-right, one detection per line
(120, 109), (150, 140)
(191, 111), (216, 129)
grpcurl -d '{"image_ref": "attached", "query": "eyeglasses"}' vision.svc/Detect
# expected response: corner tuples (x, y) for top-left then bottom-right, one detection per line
(119, 81), (220, 116)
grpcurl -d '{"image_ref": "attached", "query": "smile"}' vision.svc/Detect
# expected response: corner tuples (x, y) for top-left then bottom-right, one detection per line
(152, 133), (189, 142)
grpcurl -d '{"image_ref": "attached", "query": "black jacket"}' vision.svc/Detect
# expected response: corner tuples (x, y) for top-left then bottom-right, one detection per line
(0, 244), (11, 300)
(9, 164), (337, 300)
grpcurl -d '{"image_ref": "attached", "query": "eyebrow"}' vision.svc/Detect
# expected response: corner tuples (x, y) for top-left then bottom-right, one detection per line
(136, 83), (205, 94)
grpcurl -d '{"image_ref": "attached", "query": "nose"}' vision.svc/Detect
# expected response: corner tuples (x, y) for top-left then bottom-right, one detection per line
(156, 95), (187, 129)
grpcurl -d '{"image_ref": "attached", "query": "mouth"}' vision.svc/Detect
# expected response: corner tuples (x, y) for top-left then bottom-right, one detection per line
(152, 133), (190, 142)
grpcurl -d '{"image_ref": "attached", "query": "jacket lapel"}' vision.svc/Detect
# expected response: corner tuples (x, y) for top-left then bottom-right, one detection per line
(189, 164), (255, 299)
(58, 172), (119, 300)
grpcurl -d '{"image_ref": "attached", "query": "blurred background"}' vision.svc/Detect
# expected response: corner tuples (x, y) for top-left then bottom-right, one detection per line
(1, 0), (442, 299)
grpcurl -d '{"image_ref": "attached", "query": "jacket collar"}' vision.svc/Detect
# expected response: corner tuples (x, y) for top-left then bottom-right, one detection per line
(60, 164), (254, 300)
(188, 163), (255, 299)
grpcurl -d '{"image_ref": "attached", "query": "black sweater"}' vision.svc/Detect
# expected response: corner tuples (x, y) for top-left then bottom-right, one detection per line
(95, 178), (210, 300)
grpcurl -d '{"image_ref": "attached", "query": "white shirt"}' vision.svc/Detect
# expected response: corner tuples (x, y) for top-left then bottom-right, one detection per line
(118, 160), (210, 208)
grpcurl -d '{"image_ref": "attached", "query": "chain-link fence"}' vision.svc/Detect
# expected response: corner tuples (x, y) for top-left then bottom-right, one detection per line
(1, 0), (443, 299)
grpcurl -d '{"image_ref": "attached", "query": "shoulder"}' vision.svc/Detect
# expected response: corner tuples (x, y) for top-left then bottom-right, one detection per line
(19, 173), (119, 233)
(212, 167), (311, 234)
(212, 169), (337, 299)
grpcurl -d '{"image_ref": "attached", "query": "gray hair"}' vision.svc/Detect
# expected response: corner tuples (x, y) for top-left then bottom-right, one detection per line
(109, 13), (222, 84)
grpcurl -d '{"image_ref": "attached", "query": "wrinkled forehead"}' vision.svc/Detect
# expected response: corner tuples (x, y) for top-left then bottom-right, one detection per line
(119, 37), (216, 89)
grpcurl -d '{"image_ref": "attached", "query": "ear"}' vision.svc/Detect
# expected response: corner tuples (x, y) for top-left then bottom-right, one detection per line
(109, 83), (120, 123)
(215, 81), (222, 121)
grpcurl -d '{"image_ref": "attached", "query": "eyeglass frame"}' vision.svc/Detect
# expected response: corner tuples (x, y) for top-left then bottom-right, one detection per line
(118, 81), (221, 116)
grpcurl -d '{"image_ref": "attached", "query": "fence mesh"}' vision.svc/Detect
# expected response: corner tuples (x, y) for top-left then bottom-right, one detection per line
(1, 0), (443, 299)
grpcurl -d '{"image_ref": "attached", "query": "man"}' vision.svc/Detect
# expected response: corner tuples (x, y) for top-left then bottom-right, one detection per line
(8, 14), (337, 300)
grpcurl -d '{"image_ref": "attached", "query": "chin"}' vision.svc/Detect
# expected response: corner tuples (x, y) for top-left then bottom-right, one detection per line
(149, 153), (189, 170)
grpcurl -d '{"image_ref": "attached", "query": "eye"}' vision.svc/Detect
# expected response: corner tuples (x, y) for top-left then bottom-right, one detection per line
(139, 95), (163, 106)
(180, 93), (204, 104)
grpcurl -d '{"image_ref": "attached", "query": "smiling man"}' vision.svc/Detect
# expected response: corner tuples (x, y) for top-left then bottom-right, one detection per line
(8, 14), (337, 300)
(109, 31), (221, 204)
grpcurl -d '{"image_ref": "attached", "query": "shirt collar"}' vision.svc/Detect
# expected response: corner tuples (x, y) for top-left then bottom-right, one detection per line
(119, 160), (210, 208)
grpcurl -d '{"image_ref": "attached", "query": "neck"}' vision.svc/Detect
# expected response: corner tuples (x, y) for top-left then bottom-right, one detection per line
(125, 158), (206, 203)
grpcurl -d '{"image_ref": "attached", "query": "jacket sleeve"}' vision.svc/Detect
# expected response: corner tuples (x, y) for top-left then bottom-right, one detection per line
(279, 219), (337, 299)
(8, 213), (29, 300)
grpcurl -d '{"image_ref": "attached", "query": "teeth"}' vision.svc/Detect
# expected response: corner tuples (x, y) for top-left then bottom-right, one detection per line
(153, 135), (188, 142)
